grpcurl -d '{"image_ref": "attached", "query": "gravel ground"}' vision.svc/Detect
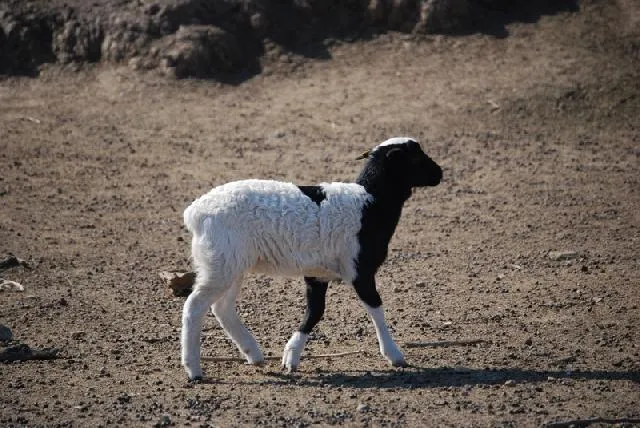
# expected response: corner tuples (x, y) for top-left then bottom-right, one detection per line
(1, 0), (639, 426)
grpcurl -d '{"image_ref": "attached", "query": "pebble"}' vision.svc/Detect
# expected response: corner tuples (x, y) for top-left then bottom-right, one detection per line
(504, 379), (517, 387)
(71, 331), (86, 340)
(0, 324), (12, 341)
(356, 403), (369, 413)
(548, 250), (578, 261)
(159, 271), (195, 297)
(0, 279), (24, 292)
(157, 415), (171, 426)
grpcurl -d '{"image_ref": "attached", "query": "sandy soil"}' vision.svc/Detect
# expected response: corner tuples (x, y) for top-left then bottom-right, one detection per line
(1, 1), (639, 426)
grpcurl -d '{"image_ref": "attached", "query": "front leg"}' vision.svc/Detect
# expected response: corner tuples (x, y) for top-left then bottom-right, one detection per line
(352, 275), (407, 368)
(282, 277), (328, 372)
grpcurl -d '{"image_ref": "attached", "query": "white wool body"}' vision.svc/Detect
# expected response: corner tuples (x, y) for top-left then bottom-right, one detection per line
(184, 179), (371, 284)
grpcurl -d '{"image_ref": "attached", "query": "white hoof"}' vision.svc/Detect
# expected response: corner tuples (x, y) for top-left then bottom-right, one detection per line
(282, 348), (302, 373)
(390, 357), (408, 368)
(245, 348), (265, 366)
(382, 345), (407, 368)
(282, 331), (308, 372)
(184, 364), (203, 381)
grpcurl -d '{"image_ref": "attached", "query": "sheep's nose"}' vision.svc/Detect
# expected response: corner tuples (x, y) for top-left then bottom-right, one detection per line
(429, 165), (443, 185)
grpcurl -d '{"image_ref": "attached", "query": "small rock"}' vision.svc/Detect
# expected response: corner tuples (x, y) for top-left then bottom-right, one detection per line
(0, 279), (24, 292)
(249, 12), (268, 35)
(0, 324), (12, 342)
(71, 331), (86, 340)
(0, 255), (30, 270)
(156, 415), (172, 426)
(159, 271), (196, 297)
(58, 297), (68, 306)
(356, 403), (369, 413)
(415, 281), (426, 288)
(524, 337), (533, 346)
(548, 250), (579, 261)
(612, 358), (626, 367)
(554, 355), (577, 365)
(504, 379), (516, 387)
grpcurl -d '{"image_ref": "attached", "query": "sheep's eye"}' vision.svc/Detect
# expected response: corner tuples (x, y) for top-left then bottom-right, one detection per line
(410, 155), (422, 166)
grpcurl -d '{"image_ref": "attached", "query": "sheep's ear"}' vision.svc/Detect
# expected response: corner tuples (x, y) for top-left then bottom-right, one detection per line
(355, 150), (370, 160)
(385, 147), (403, 161)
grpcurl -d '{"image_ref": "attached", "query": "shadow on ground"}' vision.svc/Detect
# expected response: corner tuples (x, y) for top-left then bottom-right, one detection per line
(458, 0), (580, 38)
(217, 366), (640, 389)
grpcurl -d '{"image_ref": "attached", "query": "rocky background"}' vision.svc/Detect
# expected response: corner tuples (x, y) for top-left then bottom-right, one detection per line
(1, 0), (584, 79)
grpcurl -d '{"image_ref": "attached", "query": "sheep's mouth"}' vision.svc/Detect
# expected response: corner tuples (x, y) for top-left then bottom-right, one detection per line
(421, 172), (443, 187)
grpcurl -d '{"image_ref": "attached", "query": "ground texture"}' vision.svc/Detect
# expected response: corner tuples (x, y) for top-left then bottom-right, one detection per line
(1, 0), (639, 426)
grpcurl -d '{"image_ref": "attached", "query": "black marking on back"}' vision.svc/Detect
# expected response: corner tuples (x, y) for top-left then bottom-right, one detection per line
(297, 185), (326, 206)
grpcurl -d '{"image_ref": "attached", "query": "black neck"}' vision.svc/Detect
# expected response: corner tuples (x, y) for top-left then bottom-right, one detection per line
(355, 158), (413, 244)
(356, 158), (413, 206)
(353, 158), (414, 277)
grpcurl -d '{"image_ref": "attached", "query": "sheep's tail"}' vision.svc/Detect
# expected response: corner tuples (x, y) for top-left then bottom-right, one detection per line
(183, 203), (204, 236)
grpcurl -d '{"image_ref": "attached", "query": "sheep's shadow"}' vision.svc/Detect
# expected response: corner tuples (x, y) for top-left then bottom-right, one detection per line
(230, 365), (640, 389)
(296, 366), (640, 389)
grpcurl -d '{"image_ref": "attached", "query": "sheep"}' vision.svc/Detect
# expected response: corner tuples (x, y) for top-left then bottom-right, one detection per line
(181, 137), (443, 380)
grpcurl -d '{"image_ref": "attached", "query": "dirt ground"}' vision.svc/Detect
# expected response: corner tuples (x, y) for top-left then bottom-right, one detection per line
(1, 1), (639, 427)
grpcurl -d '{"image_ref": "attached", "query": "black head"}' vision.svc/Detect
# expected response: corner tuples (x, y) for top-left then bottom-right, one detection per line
(358, 137), (443, 189)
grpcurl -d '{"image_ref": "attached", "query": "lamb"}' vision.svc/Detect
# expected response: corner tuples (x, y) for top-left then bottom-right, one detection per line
(181, 137), (443, 380)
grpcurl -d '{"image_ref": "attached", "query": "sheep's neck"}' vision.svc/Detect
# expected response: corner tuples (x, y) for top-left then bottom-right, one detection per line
(356, 162), (413, 206)
(356, 163), (413, 244)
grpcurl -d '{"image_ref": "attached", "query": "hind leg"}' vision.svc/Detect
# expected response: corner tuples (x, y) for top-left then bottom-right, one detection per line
(181, 267), (234, 380)
(282, 277), (328, 372)
(212, 277), (264, 365)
